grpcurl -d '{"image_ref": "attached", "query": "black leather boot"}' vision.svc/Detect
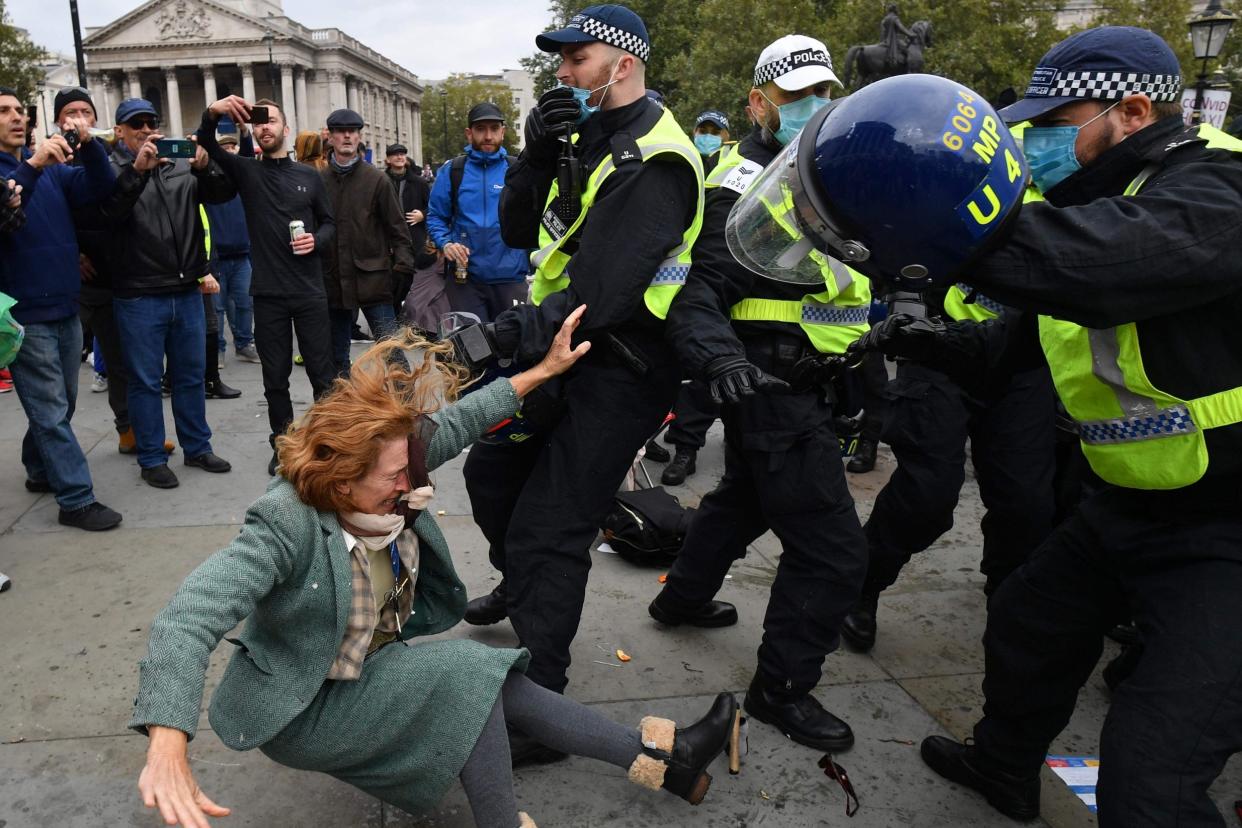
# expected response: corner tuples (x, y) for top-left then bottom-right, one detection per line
(628, 692), (737, 805)
(840, 592), (879, 652)
(920, 736), (1041, 821)
(464, 581), (508, 626)
(846, 438), (877, 473)
(648, 588), (738, 628)
(661, 448), (697, 486)
(644, 439), (671, 463)
(743, 673), (854, 752)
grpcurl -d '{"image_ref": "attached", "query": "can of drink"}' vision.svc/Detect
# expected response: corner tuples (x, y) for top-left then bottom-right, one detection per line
(289, 220), (306, 242)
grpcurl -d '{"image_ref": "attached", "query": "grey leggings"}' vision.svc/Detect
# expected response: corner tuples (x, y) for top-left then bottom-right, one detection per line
(459, 671), (645, 828)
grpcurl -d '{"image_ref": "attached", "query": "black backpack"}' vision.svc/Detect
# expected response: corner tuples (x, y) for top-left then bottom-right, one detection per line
(602, 487), (696, 567)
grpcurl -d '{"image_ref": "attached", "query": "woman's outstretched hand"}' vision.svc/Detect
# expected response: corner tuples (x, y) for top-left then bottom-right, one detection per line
(138, 726), (231, 828)
(509, 304), (591, 398)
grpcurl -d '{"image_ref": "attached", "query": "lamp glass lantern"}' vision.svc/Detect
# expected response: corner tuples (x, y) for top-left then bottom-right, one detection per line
(1189, 1), (1238, 61)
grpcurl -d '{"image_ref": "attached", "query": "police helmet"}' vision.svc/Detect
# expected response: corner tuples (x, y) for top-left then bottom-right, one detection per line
(726, 74), (1028, 287)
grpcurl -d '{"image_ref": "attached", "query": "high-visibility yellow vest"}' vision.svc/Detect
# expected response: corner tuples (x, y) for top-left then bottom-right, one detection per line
(709, 144), (870, 355)
(199, 204), (212, 258)
(1037, 124), (1242, 489)
(945, 184), (1043, 322)
(528, 108), (705, 320)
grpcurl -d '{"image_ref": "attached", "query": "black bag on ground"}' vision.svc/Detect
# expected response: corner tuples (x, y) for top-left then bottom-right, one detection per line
(602, 487), (695, 567)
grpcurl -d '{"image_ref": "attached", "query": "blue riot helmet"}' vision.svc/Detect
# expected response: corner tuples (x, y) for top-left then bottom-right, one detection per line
(726, 74), (1029, 288)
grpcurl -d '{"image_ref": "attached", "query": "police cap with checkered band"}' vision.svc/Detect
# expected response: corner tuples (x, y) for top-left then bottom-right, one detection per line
(536, 4), (651, 63)
(753, 34), (840, 91)
(1000, 26), (1182, 124)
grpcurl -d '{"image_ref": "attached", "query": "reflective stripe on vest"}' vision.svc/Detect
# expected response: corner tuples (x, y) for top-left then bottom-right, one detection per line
(943, 283), (1002, 322)
(712, 146), (870, 354)
(1036, 123), (1242, 489)
(528, 108), (705, 320)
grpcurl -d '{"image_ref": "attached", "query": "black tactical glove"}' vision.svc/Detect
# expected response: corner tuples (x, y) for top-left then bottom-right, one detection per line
(524, 87), (580, 166)
(787, 353), (849, 391)
(846, 313), (947, 362)
(704, 355), (791, 405)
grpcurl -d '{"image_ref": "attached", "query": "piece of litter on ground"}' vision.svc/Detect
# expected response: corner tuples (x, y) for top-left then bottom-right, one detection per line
(759, 790), (770, 800)
(878, 738), (915, 746)
(682, 661), (703, 673)
(658, 573), (668, 583)
(1046, 755), (1099, 813)
(597, 542), (617, 554)
(592, 660), (622, 668)
(615, 649), (632, 662)
(724, 574), (733, 580)
(436, 510), (446, 516)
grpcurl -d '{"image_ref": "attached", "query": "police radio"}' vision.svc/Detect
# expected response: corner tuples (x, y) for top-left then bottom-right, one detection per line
(552, 123), (582, 228)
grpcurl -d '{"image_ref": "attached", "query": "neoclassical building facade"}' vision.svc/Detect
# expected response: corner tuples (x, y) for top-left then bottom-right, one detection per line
(78, 0), (423, 160)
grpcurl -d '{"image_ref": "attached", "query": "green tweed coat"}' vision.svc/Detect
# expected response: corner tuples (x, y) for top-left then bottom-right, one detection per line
(129, 379), (528, 813)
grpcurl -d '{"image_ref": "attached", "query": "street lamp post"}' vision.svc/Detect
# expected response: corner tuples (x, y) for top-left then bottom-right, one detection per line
(262, 30), (278, 104)
(1188, 0), (1238, 124)
(391, 78), (400, 144)
(439, 87), (448, 165)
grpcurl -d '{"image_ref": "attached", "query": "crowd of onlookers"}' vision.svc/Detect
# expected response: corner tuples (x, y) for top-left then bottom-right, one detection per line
(0, 84), (483, 545)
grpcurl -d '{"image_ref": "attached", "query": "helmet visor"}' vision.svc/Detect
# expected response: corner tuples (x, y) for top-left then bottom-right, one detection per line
(725, 141), (826, 284)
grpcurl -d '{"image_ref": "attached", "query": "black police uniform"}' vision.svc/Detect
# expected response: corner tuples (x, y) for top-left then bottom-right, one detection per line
(841, 291), (1057, 647)
(655, 127), (867, 732)
(463, 95), (699, 694)
(930, 115), (1242, 826)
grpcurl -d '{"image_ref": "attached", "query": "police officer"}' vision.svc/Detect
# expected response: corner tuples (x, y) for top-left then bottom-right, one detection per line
(459, 4), (705, 758)
(729, 27), (1242, 826)
(839, 190), (1058, 652)
(691, 109), (732, 175)
(647, 34), (871, 752)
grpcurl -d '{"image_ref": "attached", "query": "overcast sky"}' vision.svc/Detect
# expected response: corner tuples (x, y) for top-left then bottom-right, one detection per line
(7, 0), (556, 79)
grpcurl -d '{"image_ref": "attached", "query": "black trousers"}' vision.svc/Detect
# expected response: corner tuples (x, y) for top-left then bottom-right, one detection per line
(862, 361), (1056, 596)
(78, 286), (128, 433)
(664, 379), (718, 450)
(464, 341), (681, 692)
(252, 293), (335, 439)
(662, 387), (867, 696)
(856, 351), (890, 443)
(202, 292), (221, 384)
(973, 484), (1242, 827)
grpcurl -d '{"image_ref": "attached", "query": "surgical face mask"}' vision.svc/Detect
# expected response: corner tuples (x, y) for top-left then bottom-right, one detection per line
(761, 89), (830, 146)
(694, 133), (723, 156)
(561, 61), (621, 126)
(1023, 102), (1119, 192)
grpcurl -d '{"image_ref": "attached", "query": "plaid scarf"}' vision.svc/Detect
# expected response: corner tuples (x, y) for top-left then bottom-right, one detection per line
(327, 528), (420, 680)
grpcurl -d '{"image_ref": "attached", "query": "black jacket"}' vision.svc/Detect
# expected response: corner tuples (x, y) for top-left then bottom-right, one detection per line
(495, 96), (699, 365)
(196, 111), (335, 298)
(666, 127), (832, 377)
(100, 146), (236, 297)
(955, 115), (1242, 486)
(387, 167), (432, 260)
(320, 161), (414, 309)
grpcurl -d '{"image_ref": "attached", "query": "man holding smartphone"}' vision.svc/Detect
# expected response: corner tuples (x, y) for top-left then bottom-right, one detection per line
(99, 98), (236, 490)
(197, 96), (336, 475)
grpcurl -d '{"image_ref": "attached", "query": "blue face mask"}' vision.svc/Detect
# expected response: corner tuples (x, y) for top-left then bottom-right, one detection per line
(1023, 102), (1118, 192)
(694, 133), (723, 156)
(762, 90), (830, 146)
(561, 63), (621, 126)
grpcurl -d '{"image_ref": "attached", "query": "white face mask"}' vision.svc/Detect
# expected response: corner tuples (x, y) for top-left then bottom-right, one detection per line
(342, 486), (435, 550)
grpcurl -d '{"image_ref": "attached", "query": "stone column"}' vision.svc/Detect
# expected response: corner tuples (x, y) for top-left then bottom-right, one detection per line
(346, 78), (359, 113)
(202, 65), (217, 107)
(294, 68), (309, 132)
(163, 66), (183, 136)
(99, 73), (116, 129)
(241, 64), (256, 103)
(412, 103), (423, 165)
(327, 69), (346, 111)
(279, 61), (297, 135)
(125, 67), (142, 99)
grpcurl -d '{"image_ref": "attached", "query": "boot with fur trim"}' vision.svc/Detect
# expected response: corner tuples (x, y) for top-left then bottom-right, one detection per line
(627, 692), (737, 805)
(518, 813), (537, 828)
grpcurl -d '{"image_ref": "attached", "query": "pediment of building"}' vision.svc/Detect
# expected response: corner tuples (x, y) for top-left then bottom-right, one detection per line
(84, 0), (271, 49)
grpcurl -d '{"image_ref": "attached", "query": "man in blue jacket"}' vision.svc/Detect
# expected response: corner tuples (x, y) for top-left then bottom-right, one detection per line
(426, 102), (529, 323)
(0, 87), (122, 531)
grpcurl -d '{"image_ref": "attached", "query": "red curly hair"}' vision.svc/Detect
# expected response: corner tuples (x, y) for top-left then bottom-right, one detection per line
(276, 329), (470, 513)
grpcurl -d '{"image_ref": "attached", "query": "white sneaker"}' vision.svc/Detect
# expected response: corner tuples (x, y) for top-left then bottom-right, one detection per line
(0, 571), (11, 592)
(91, 373), (108, 393)
(218, 353), (226, 372)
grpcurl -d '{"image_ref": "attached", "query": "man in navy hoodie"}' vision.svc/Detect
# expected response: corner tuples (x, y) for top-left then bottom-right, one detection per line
(0, 87), (122, 531)
(426, 102), (530, 323)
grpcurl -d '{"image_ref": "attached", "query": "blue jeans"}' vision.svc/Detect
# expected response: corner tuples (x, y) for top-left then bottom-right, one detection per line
(329, 304), (397, 376)
(8, 315), (97, 510)
(113, 291), (213, 468)
(213, 255), (254, 351)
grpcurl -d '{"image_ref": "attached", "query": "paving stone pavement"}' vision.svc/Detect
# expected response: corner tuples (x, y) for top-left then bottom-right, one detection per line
(2, 348), (1239, 827)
